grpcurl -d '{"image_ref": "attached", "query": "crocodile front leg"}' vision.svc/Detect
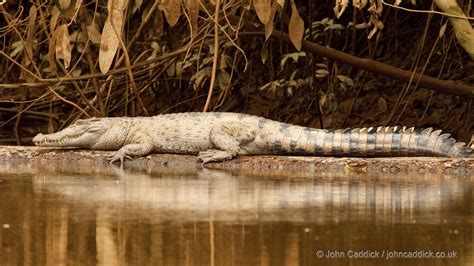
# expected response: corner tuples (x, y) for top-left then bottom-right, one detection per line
(108, 136), (154, 166)
(198, 121), (257, 164)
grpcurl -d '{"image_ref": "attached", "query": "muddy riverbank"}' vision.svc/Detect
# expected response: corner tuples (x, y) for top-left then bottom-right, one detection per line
(0, 146), (472, 174)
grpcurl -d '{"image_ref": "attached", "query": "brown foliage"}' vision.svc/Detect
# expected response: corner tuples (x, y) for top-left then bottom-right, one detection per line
(0, 0), (472, 145)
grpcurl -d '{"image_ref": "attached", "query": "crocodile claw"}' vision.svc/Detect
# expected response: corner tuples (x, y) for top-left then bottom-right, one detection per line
(198, 149), (235, 166)
(108, 152), (133, 167)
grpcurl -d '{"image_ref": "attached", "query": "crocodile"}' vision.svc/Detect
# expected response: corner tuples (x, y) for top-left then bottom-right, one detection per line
(32, 112), (473, 165)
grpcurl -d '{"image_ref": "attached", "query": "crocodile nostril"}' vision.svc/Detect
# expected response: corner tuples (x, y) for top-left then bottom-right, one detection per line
(32, 133), (44, 143)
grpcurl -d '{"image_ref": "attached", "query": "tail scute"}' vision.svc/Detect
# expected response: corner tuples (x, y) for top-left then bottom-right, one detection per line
(298, 126), (472, 158)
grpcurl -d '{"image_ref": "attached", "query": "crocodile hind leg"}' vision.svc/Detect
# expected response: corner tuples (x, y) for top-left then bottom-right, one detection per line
(198, 121), (257, 164)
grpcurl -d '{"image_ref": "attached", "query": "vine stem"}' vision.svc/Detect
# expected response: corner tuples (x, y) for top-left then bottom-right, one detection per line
(203, 0), (221, 112)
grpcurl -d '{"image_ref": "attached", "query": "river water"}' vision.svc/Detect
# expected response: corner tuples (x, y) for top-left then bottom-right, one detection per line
(0, 162), (472, 265)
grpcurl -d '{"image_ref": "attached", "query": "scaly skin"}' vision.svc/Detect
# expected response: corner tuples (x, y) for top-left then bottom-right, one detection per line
(32, 112), (473, 165)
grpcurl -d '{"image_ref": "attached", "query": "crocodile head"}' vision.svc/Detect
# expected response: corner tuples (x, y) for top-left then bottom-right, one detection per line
(32, 117), (110, 148)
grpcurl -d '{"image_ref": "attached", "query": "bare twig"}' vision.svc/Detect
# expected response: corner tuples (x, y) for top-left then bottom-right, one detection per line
(203, 0), (221, 112)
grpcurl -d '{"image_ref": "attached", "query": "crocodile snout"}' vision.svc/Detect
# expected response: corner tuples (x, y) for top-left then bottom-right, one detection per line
(32, 133), (44, 145)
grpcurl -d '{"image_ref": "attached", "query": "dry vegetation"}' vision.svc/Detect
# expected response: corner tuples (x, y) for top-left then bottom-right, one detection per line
(0, 0), (473, 145)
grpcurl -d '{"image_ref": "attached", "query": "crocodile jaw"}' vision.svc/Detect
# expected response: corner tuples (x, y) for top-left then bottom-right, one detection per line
(33, 132), (74, 147)
(32, 118), (109, 148)
(33, 131), (89, 147)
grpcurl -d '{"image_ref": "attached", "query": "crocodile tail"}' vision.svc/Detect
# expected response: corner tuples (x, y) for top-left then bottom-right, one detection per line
(293, 126), (472, 158)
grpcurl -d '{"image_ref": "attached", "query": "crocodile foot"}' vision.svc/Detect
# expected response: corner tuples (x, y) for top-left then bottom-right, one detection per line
(198, 149), (235, 165)
(108, 152), (133, 167)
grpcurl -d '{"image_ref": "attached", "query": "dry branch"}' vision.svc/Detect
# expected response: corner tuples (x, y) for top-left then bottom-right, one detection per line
(240, 30), (474, 99)
(434, 0), (474, 60)
(198, 2), (474, 99)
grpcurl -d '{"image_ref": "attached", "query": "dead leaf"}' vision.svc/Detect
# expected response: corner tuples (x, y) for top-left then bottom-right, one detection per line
(132, 0), (143, 14)
(58, 0), (82, 22)
(106, 0), (128, 16)
(191, 67), (212, 91)
(315, 69), (329, 78)
(151, 7), (165, 40)
(254, 0), (271, 24)
(72, 0), (83, 22)
(334, 0), (349, 18)
(353, 22), (368, 29)
(186, 0), (199, 39)
(265, 2), (278, 41)
(167, 62), (176, 76)
(55, 24), (72, 69)
(99, 0), (127, 74)
(280, 51), (306, 67)
(217, 70), (230, 91)
(48, 28), (59, 73)
(86, 21), (102, 45)
(57, 0), (72, 10)
(378, 97), (387, 113)
(24, 5), (37, 67)
(10, 41), (24, 58)
(336, 75), (354, 87)
(160, 0), (181, 27)
(99, 16), (122, 73)
(288, 0), (304, 51)
(50, 7), (60, 33)
(261, 45), (268, 64)
(367, 24), (378, 39)
(220, 52), (228, 69)
(146, 41), (161, 71)
(439, 22), (447, 37)
(353, 0), (367, 9)
(71, 68), (82, 76)
(319, 93), (337, 114)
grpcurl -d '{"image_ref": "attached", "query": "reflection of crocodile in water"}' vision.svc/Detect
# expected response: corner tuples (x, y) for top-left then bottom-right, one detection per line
(32, 112), (472, 165)
(28, 169), (466, 223)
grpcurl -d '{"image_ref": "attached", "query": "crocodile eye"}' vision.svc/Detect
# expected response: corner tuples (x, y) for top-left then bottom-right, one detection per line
(87, 125), (104, 132)
(74, 117), (100, 125)
(73, 119), (89, 125)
